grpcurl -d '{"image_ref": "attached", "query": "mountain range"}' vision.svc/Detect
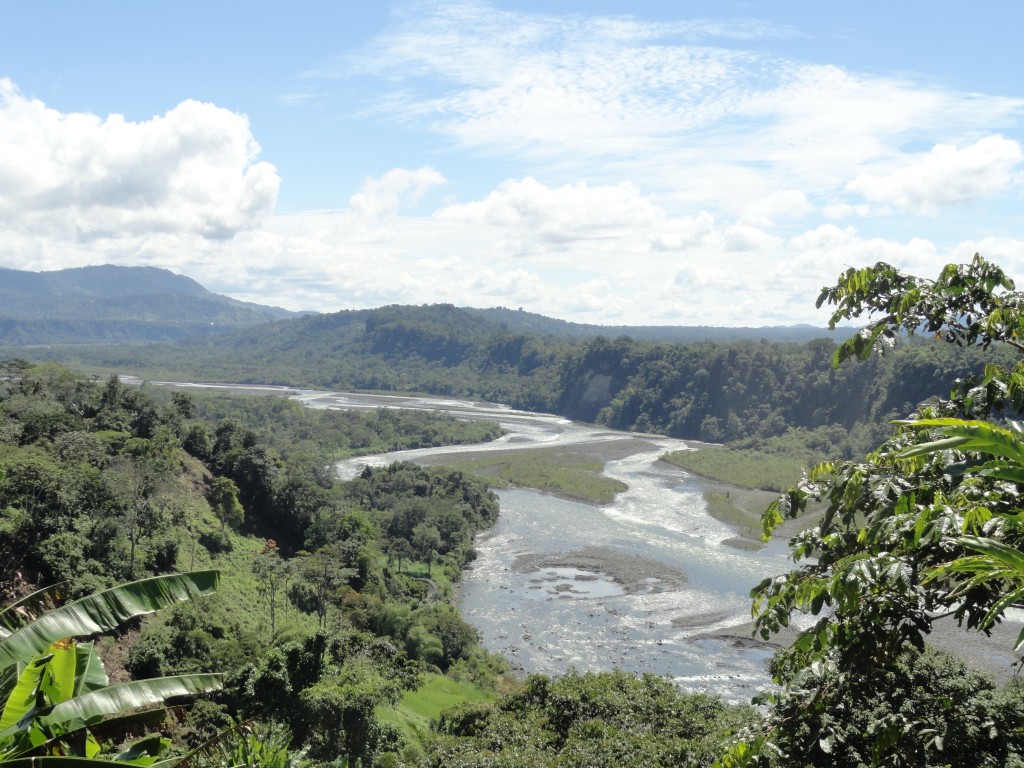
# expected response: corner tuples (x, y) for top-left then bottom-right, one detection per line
(0, 264), (848, 346)
(0, 264), (302, 344)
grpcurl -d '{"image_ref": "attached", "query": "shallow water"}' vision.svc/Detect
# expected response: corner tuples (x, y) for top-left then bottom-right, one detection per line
(149, 382), (1024, 690)
(317, 390), (791, 700)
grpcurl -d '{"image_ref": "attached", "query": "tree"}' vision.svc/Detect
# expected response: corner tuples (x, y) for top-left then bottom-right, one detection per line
(251, 540), (292, 640)
(236, 629), (419, 764)
(433, 670), (750, 767)
(386, 538), (413, 574)
(105, 451), (176, 578)
(722, 255), (1024, 766)
(297, 544), (357, 628)
(209, 475), (245, 534)
(412, 522), (442, 577)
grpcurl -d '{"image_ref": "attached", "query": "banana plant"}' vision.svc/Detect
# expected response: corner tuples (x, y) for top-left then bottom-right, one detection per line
(0, 571), (223, 766)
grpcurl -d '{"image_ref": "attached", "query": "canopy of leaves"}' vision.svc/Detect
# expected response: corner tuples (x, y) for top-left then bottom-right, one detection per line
(730, 255), (1024, 766)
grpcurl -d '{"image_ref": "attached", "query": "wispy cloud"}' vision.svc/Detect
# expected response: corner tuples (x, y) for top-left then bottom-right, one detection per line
(334, 0), (1023, 216)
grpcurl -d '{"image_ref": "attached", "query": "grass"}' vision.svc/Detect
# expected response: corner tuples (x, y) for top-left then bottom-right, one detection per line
(660, 446), (807, 492)
(659, 445), (817, 549)
(169, 462), (318, 641)
(378, 673), (496, 745)
(435, 447), (627, 504)
(704, 490), (760, 532)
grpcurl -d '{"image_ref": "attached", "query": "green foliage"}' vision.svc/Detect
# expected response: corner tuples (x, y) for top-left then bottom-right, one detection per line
(234, 629), (420, 764)
(428, 670), (752, 767)
(0, 572), (222, 765)
(736, 647), (1024, 767)
(438, 447), (629, 504)
(208, 476), (244, 534)
(820, 253), (1022, 364)
(188, 719), (301, 768)
(740, 255), (1024, 765)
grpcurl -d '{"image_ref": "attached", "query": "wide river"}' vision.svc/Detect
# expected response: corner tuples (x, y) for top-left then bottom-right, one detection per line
(162, 383), (795, 700)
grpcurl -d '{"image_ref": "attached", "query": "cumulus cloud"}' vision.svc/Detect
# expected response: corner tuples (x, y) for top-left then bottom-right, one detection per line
(0, 79), (279, 242)
(846, 135), (1023, 215)
(348, 166), (446, 220)
(436, 177), (663, 241)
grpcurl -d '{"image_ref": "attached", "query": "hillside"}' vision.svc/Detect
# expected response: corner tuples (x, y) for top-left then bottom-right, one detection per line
(26, 301), (1005, 460)
(0, 264), (858, 348)
(0, 264), (302, 343)
(465, 306), (858, 344)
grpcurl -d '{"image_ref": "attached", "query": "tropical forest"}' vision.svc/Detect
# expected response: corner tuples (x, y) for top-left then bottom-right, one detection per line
(2, 254), (1024, 768)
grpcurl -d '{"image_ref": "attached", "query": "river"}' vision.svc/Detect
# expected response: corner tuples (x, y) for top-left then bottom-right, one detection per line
(147, 381), (1024, 697)
(294, 389), (794, 700)
(154, 382), (791, 698)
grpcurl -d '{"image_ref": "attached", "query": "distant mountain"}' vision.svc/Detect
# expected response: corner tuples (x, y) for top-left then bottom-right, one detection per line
(464, 306), (856, 344)
(0, 264), (304, 344)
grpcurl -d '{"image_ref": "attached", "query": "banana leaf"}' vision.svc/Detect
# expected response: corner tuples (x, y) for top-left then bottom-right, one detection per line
(0, 572), (220, 669)
(0, 759), (152, 768)
(73, 642), (108, 696)
(0, 652), (53, 734)
(40, 674), (223, 730)
(0, 581), (71, 634)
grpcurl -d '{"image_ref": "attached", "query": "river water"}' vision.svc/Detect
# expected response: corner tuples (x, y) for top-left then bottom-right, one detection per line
(298, 390), (792, 700)
(158, 383), (792, 699)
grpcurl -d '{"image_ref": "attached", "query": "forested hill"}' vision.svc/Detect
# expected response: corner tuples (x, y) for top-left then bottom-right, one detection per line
(465, 305), (857, 344)
(58, 302), (1010, 459)
(0, 264), (301, 343)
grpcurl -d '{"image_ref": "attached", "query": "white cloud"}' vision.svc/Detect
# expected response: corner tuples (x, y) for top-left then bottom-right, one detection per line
(338, 2), (1024, 218)
(847, 135), (1023, 215)
(348, 166), (446, 220)
(740, 189), (813, 228)
(436, 177), (662, 241)
(724, 224), (782, 251)
(0, 79), (279, 242)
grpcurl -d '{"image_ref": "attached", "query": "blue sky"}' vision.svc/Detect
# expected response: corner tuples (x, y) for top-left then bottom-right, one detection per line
(1, 1), (1023, 326)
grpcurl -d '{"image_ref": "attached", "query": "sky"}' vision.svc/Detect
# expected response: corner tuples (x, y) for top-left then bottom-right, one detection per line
(1, 1), (1023, 327)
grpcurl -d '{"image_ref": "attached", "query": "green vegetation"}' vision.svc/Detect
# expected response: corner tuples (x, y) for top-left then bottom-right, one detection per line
(19, 298), (1007, 461)
(379, 672), (498, 751)
(703, 491), (762, 543)
(0, 361), (513, 765)
(724, 255), (1024, 766)
(0, 572), (222, 766)
(661, 446), (808, 493)
(429, 670), (751, 767)
(435, 446), (628, 504)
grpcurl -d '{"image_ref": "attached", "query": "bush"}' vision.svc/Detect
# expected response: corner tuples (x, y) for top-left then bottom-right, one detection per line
(199, 529), (233, 555)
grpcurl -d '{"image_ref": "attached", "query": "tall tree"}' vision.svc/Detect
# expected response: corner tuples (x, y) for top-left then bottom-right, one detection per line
(723, 255), (1024, 766)
(297, 544), (356, 628)
(412, 522), (442, 577)
(251, 540), (292, 640)
(105, 434), (178, 578)
(209, 475), (244, 534)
